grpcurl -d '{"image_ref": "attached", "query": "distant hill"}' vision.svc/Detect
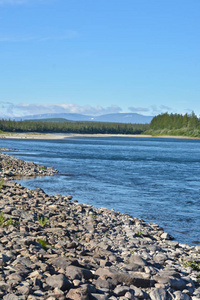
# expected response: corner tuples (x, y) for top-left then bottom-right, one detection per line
(14, 113), (153, 124)
(93, 113), (153, 124)
(26, 118), (73, 123)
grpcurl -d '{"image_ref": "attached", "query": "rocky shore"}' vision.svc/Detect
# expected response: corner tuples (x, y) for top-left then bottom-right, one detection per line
(0, 148), (199, 300)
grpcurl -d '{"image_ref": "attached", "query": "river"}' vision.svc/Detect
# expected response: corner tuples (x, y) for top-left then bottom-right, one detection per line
(1, 136), (200, 245)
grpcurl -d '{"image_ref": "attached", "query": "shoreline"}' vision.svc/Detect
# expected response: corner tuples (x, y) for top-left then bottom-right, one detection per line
(0, 149), (200, 298)
(0, 132), (200, 140)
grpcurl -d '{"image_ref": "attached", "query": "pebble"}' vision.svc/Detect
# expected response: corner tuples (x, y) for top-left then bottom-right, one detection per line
(0, 149), (199, 299)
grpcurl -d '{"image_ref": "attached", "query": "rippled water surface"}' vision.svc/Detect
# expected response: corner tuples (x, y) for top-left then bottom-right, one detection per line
(1, 136), (200, 245)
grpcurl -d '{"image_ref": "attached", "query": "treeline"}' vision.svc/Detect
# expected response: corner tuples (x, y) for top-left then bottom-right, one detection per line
(0, 119), (149, 135)
(148, 112), (200, 137)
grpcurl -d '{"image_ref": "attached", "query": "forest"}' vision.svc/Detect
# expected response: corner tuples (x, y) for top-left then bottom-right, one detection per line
(147, 112), (200, 137)
(0, 112), (200, 137)
(0, 119), (149, 135)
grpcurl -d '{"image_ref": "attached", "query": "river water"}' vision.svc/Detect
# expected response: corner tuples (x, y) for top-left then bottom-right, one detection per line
(1, 136), (200, 245)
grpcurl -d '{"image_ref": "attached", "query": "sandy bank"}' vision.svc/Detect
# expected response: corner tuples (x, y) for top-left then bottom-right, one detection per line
(1, 132), (199, 140)
(0, 133), (71, 139)
(0, 133), (152, 139)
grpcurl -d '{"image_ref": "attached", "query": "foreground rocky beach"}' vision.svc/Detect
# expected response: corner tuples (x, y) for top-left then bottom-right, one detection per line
(0, 148), (199, 300)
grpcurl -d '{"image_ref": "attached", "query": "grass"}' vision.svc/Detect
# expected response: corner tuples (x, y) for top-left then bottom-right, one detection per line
(5, 217), (14, 226)
(37, 238), (54, 250)
(182, 260), (200, 271)
(37, 239), (49, 250)
(39, 166), (47, 171)
(0, 212), (5, 226)
(145, 128), (200, 138)
(0, 178), (4, 189)
(90, 214), (97, 219)
(37, 215), (49, 227)
(0, 212), (18, 227)
(135, 230), (143, 237)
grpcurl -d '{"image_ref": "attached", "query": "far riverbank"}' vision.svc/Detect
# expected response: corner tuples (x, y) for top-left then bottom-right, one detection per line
(0, 132), (200, 140)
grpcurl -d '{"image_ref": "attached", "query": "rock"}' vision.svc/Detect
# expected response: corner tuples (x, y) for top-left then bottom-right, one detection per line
(173, 291), (191, 300)
(110, 272), (154, 288)
(90, 294), (108, 300)
(3, 295), (19, 300)
(48, 257), (70, 269)
(66, 286), (89, 300)
(65, 265), (93, 280)
(0, 149), (199, 300)
(46, 274), (71, 291)
(113, 285), (131, 296)
(160, 232), (173, 240)
(129, 254), (147, 266)
(170, 278), (187, 291)
(95, 278), (115, 290)
(149, 288), (167, 300)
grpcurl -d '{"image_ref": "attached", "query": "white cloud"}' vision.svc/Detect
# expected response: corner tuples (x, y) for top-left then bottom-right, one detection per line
(150, 105), (173, 115)
(128, 105), (174, 116)
(129, 106), (150, 113)
(159, 105), (172, 111)
(0, 102), (122, 118)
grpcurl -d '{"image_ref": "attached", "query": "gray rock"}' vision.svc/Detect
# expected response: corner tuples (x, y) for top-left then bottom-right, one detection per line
(96, 278), (115, 290)
(46, 274), (71, 291)
(90, 294), (108, 300)
(149, 288), (167, 300)
(113, 285), (131, 296)
(160, 232), (172, 240)
(170, 278), (187, 291)
(173, 291), (191, 300)
(66, 286), (90, 300)
(65, 265), (93, 280)
(3, 295), (19, 300)
(129, 254), (147, 266)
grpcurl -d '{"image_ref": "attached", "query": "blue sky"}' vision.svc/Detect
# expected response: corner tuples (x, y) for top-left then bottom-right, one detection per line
(0, 0), (200, 117)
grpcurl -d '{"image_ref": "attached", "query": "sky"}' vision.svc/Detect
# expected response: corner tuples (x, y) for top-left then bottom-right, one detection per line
(0, 0), (200, 118)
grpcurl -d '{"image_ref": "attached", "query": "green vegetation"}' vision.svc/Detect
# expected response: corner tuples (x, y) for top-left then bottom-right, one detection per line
(37, 215), (49, 227)
(0, 212), (5, 226)
(0, 119), (149, 135)
(90, 214), (97, 219)
(39, 166), (47, 171)
(37, 238), (54, 250)
(135, 230), (143, 237)
(0, 212), (18, 227)
(5, 217), (14, 226)
(147, 112), (200, 138)
(182, 260), (200, 271)
(0, 178), (4, 189)
(1, 112), (200, 138)
(37, 239), (49, 250)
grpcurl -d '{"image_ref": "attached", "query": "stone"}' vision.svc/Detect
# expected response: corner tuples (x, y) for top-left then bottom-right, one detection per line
(65, 265), (93, 280)
(129, 254), (147, 266)
(173, 291), (191, 300)
(95, 278), (114, 290)
(113, 285), (131, 296)
(90, 294), (108, 300)
(3, 295), (19, 300)
(0, 150), (200, 300)
(170, 278), (187, 291)
(149, 288), (167, 300)
(66, 287), (89, 300)
(46, 274), (71, 291)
